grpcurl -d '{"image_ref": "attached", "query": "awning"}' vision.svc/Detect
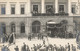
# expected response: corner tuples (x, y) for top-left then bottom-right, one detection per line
(47, 21), (59, 24)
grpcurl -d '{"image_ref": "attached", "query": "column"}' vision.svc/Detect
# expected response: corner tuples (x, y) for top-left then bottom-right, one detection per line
(26, 24), (30, 36)
(41, 0), (45, 13)
(6, 2), (10, 14)
(25, 18), (31, 36)
(55, 0), (58, 13)
(76, 0), (79, 14)
(68, 0), (71, 15)
(6, 25), (10, 35)
(16, 3), (20, 14)
(27, 0), (31, 16)
(16, 23), (20, 37)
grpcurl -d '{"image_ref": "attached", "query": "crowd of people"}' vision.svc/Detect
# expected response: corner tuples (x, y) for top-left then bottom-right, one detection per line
(1, 42), (77, 51)
(0, 32), (77, 51)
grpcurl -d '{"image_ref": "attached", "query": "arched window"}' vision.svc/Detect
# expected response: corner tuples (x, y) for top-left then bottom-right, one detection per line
(32, 21), (41, 33)
(1, 23), (6, 34)
(11, 23), (15, 33)
(20, 23), (25, 33)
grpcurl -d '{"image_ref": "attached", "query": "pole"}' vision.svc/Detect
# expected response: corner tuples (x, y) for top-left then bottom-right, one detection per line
(46, 23), (49, 45)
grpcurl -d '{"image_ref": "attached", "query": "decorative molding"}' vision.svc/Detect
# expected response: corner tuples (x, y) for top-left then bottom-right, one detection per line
(19, 2), (27, 4)
(9, 2), (17, 3)
(0, 2), (7, 4)
(31, 2), (41, 4)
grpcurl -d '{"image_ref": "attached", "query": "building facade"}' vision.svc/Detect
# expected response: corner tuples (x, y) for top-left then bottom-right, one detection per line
(0, 0), (80, 38)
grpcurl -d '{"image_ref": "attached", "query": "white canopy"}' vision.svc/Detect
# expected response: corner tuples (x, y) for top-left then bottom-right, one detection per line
(47, 21), (59, 24)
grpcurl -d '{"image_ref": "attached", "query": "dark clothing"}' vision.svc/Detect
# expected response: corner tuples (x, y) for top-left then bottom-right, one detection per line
(14, 47), (19, 51)
(2, 37), (5, 43)
(68, 45), (70, 51)
(1, 46), (9, 51)
(21, 44), (27, 51)
(33, 46), (37, 51)
(5, 47), (10, 51)
(1, 47), (5, 51)
(9, 34), (14, 44)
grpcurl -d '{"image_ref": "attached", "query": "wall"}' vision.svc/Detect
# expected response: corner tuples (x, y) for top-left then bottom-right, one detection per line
(0, 16), (74, 37)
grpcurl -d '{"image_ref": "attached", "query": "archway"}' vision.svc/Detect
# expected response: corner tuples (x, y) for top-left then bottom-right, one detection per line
(46, 20), (68, 38)
(46, 20), (60, 37)
(1, 23), (6, 34)
(32, 21), (41, 33)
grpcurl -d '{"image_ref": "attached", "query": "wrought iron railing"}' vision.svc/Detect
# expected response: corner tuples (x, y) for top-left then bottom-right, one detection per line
(32, 12), (69, 16)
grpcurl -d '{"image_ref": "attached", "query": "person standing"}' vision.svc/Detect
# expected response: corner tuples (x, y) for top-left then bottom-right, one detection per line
(2, 34), (5, 43)
(67, 43), (70, 51)
(71, 44), (76, 51)
(14, 46), (19, 51)
(26, 45), (30, 51)
(31, 47), (34, 51)
(5, 46), (10, 51)
(59, 45), (62, 51)
(1, 45), (9, 51)
(1, 45), (5, 51)
(33, 44), (37, 51)
(21, 43), (27, 51)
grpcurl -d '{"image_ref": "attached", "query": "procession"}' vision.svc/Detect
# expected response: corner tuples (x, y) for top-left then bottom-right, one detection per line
(0, 32), (78, 51)
(0, 0), (80, 51)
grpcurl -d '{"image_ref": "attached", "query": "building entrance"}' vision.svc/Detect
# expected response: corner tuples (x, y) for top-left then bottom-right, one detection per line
(47, 21), (67, 38)
(32, 21), (41, 34)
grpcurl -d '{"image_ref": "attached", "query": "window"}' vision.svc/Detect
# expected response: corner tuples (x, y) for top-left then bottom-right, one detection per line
(21, 5), (25, 14)
(1, 4), (5, 14)
(59, 5), (64, 12)
(33, 5), (38, 13)
(11, 5), (15, 14)
(46, 5), (53, 13)
(1, 24), (6, 34)
(20, 23), (25, 33)
(71, 5), (76, 14)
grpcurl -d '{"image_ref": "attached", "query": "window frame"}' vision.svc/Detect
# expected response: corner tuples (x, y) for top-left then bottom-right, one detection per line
(71, 5), (76, 14)
(1, 4), (6, 15)
(46, 5), (53, 13)
(11, 4), (15, 14)
(20, 23), (25, 33)
(20, 4), (25, 14)
(33, 5), (38, 13)
(59, 4), (64, 12)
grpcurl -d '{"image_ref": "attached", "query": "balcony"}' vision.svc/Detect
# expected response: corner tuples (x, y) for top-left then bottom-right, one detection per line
(32, 12), (69, 16)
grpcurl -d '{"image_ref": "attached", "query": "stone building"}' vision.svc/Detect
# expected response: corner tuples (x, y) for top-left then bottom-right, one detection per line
(0, 0), (80, 38)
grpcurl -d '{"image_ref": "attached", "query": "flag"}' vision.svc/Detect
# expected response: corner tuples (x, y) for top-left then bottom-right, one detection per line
(76, 32), (80, 44)
(9, 34), (14, 44)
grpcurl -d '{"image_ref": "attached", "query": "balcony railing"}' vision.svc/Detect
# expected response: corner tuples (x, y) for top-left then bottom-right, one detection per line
(32, 12), (69, 16)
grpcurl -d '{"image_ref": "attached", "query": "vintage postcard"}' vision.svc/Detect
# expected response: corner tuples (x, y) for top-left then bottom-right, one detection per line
(0, 0), (80, 51)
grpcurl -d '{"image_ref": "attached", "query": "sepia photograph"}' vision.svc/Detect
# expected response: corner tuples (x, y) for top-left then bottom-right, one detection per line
(0, 0), (80, 51)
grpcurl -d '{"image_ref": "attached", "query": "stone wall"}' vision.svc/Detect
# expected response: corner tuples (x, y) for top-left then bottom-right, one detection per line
(0, 16), (74, 38)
